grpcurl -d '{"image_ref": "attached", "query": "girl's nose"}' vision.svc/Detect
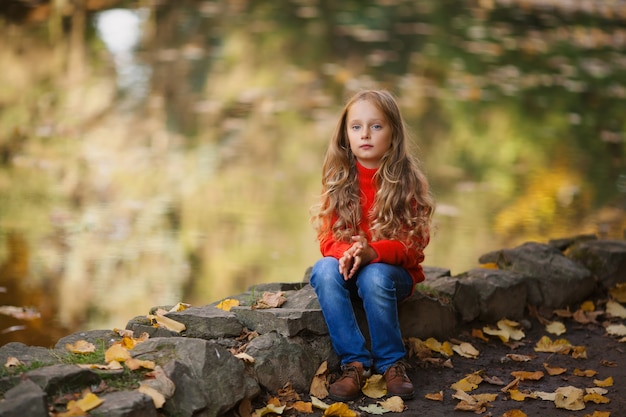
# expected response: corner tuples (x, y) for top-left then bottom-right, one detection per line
(361, 128), (370, 139)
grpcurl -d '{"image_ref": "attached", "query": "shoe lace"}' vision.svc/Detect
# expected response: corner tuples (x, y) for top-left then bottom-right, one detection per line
(339, 364), (362, 384)
(387, 363), (409, 382)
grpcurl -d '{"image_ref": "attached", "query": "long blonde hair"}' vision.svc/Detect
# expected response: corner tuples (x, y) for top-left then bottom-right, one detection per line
(312, 90), (434, 248)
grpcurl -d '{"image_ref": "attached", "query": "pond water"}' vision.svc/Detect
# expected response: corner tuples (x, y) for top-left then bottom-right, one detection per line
(0, 0), (625, 347)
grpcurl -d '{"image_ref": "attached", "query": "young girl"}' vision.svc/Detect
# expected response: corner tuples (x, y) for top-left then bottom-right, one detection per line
(310, 90), (434, 401)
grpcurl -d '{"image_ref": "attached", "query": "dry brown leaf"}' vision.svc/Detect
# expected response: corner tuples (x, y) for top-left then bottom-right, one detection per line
(583, 411), (611, 417)
(252, 291), (287, 309)
(484, 374), (506, 385)
(138, 383), (166, 408)
(501, 377), (520, 393)
(292, 401), (313, 413)
(472, 328), (489, 342)
(511, 370), (544, 381)
(605, 300), (626, 318)
(278, 382), (300, 402)
(125, 358), (155, 371)
(544, 363), (567, 376)
(506, 353), (533, 362)
(574, 368), (598, 377)
(425, 391), (444, 401)
(309, 361), (329, 399)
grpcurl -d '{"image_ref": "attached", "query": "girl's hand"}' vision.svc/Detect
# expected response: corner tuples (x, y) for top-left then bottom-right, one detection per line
(338, 236), (375, 280)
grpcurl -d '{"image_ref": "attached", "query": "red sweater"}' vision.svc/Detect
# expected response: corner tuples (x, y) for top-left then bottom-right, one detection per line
(319, 162), (427, 290)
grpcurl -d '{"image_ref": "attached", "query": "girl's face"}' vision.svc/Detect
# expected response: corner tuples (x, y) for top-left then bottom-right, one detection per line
(346, 99), (392, 169)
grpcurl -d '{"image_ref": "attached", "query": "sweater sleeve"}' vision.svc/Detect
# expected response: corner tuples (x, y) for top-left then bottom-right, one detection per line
(319, 231), (351, 259)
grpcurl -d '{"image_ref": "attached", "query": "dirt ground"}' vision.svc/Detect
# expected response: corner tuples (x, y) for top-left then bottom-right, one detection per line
(249, 292), (626, 417)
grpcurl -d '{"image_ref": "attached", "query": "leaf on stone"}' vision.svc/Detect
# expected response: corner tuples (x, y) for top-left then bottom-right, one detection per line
(554, 386), (585, 411)
(425, 391), (444, 401)
(61, 392), (104, 416)
(502, 410), (528, 417)
(480, 262), (499, 269)
(66, 340), (96, 354)
(311, 396), (330, 410)
(358, 404), (387, 415)
(254, 403), (286, 417)
(4, 356), (23, 367)
(362, 374), (386, 399)
(235, 352), (255, 363)
(583, 392), (610, 404)
(544, 363), (567, 376)
(143, 366), (176, 399)
(149, 312), (186, 333)
(323, 402), (357, 417)
(506, 353), (534, 362)
(605, 323), (626, 337)
(609, 283), (626, 303)
(574, 368), (598, 377)
(252, 291), (287, 309)
(511, 370), (544, 381)
(104, 343), (131, 363)
(125, 358), (155, 371)
(310, 361), (329, 399)
(168, 302), (191, 312)
(452, 342), (479, 358)
(546, 321), (566, 336)
(594, 376), (614, 387)
(216, 298), (240, 311)
(553, 307), (573, 318)
(378, 396), (405, 412)
(138, 383), (166, 408)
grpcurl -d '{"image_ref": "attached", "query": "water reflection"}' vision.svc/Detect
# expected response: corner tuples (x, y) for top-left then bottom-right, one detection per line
(0, 0), (624, 347)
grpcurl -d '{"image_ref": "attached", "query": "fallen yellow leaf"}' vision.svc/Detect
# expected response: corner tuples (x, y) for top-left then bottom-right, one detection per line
(583, 392), (610, 404)
(502, 410), (528, 417)
(125, 358), (155, 371)
(594, 376), (614, 387)
(216, 298), (240, 311)
(452, 342), (479, 358)
(574, 368), (598, 377)
(149, 313), (186, 333)
(610, 283), (626, 302)
(104, 343), (131, 363)
(362, 374), (386, 399)
(583, 411), (611, 417)
(254, 403), (286, 417)
(605, 300), (626, 319)
(62, 393), (104, 415)
(323, 402), (357, 417)
(580, 300), (595, 311)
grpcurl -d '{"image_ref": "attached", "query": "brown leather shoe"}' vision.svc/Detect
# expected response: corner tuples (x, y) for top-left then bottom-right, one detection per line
(384, 362), (414, 400)
(329, 362), (367, 401)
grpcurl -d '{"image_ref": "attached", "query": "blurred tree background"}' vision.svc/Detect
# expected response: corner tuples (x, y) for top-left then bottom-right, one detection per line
(0, 0), (624, 346)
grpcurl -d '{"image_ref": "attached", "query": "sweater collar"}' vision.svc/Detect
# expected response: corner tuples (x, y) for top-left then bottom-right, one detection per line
(356, 161), (378, 179)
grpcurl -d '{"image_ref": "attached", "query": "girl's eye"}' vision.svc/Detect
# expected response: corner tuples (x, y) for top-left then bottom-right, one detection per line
(351, 125), (361, 131)
(372, 124), (382, 130)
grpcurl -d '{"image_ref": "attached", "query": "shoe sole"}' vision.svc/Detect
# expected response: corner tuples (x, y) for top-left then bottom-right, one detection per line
(328, 393), (361, 402)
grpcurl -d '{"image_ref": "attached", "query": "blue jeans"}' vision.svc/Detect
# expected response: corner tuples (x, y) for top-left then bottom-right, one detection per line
(309, 256), (413, 374)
